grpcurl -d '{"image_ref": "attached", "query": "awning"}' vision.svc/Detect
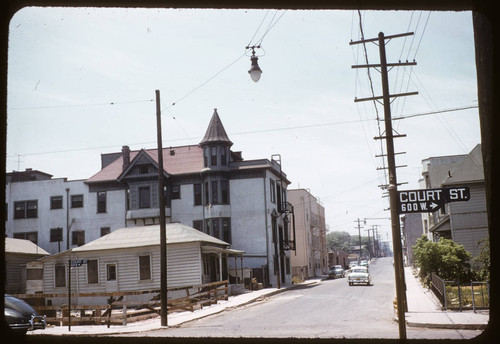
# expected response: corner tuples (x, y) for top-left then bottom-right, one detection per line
(201, 246), (245, 256)
(429, 214), (451, 233)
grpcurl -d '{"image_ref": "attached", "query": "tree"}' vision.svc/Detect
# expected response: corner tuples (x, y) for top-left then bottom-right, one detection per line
(413, 235), (473, 283)
(473, 236), (490, 281)
(326, 231), (351, 252)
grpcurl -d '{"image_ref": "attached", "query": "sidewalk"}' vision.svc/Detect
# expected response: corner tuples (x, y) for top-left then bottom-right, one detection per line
(403, 266), (489, 330)
(29, 278), (321, 336)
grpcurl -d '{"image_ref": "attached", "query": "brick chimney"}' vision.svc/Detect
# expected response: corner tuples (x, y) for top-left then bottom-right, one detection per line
(122, 145), (130, 171)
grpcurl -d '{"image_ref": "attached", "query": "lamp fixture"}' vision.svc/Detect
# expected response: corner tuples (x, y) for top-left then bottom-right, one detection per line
(246, 45), (262, 82)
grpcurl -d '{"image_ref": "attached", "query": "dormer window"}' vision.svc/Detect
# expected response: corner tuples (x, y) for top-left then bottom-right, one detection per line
(211, 147), (217, 166)
(221, 147), (227, 165)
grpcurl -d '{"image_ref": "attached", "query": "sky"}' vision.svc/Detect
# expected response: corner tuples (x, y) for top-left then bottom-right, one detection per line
(6, 8), (481, 244)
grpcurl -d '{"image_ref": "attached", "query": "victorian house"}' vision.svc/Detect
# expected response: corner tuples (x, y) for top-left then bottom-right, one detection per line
(84, 109), (293, 287)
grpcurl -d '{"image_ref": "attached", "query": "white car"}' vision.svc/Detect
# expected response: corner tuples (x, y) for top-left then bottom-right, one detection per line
(348, 266), (371, 286)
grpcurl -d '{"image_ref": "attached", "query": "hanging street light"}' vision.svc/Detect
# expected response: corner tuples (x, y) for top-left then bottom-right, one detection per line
(246, 45), (262, 82)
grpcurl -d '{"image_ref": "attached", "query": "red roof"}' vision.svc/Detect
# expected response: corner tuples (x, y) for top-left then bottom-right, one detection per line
(86, 145), (204, 183)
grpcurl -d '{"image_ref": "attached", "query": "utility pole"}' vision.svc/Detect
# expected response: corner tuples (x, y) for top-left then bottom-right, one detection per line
(156, 90), (168, 326)
(354, 218), (363, 262)
(365, 227), (372, 260)
(351, 31), (417, 340)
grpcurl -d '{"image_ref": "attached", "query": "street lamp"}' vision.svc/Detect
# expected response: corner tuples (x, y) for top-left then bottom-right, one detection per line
(246, 45), (262, 82)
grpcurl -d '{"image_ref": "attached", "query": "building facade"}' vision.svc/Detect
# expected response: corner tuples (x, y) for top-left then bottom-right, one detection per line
(287, 189), (328, 280)
(6, 109), (294, 288)
(5, 170), (125, 255)
(417, 144), (487, 261)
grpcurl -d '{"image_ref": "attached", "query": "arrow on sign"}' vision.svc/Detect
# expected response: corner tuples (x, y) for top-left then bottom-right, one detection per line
(430, 202), (438, 210)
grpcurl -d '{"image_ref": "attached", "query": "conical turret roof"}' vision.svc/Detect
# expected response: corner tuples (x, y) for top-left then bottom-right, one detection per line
(199, 109), (233, 146)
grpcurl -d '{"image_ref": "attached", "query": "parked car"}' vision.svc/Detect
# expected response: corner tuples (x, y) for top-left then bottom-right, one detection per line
(359, 260), (369, 267)
(5, 294), (46, 335)
(348, 266), (371, 286)
(328, 265), (345, 279)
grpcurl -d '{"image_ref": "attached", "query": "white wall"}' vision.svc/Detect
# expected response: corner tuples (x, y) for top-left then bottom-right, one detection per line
(6, 179), (127, 255)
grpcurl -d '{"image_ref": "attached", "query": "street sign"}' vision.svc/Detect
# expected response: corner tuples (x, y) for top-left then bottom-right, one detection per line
(397, 187), (470, 214)
(70, 259), (88, 267)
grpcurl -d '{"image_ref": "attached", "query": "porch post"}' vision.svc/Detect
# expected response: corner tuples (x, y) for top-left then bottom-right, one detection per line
(240, 255), (244, 284)
(218, 252), (223, 282)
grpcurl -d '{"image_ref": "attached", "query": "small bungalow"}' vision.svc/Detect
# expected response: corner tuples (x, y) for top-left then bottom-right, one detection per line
(27, 223), (244, 304)
(5, 237), (50, 294)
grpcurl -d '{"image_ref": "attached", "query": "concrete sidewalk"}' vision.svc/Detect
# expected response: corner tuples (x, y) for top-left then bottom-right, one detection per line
(403, 266), (489, 330)
(29, 279), (320, 336)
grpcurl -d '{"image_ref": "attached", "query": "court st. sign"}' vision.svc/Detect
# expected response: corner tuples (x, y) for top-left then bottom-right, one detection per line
(397, 187), (470, 214)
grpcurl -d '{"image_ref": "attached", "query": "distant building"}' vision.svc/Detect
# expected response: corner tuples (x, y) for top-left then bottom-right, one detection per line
(401, 213), (423, 266)
(420, 144), (487, 259)
(328, 250), (349, 269)
(287, 189), (328, 280)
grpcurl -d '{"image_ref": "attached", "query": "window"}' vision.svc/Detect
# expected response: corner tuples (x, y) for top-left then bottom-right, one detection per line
(139, 255), (151, 280)
(204, 219), (211, 235)
(87, 259), (98, 284)
(221, 147), (227, 165)
(107, 264), (117, 281)
(50, 227), (63, 242)
(50, 196), (63, 209)
(27, 268), (43, 280)
(222, 218), (231, 243)
(14, 231), (38, 245)
(211, 180), (218, 204)
(193, 183), (202, 206)
(55, 265), (66, 287)
(100, 227), (111, 236)
(210, 146), (217, 166)
(221, 180), (229, 204)
(204, 181), (209, 205)
(270, 179), (276, 203)
(97, 191), (106, 213)
(71, 194), (83, 208)
(203, 147), (208, 167)
(139, 186), (151, 208)
(193, 220), (203, 231)
(212, 218), (220, 239)
(72, 230), (85, 246)
(14, 200), (38, 219)
(171, 185), (181, 199)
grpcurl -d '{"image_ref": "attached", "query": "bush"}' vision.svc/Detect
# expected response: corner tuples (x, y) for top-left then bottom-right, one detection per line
(413, 235), (473, 283)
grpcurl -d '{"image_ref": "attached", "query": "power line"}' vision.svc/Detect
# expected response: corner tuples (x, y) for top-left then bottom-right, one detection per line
(8, 99), (154, 111)
(6, 105), (477, 158)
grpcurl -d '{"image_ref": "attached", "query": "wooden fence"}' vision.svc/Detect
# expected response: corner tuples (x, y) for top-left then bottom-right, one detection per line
(11, 280), (228, 326)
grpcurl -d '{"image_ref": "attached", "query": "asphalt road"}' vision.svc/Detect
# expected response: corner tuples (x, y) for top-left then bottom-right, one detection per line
(111, 257), (481, 339)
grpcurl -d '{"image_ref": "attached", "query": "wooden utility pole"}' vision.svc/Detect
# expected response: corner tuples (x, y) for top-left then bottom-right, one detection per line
(354, 218), (363, 262)
(351, 31), (418, 340)
(156, 90), (168, 326)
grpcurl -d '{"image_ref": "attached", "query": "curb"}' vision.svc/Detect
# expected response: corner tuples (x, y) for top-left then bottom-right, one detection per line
(406, 321), (487, 331)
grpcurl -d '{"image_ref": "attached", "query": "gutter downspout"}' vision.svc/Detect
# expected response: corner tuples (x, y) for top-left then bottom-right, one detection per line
(263, 175), (270, 287)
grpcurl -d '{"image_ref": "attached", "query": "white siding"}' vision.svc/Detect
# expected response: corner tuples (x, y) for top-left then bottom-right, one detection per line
(40, 242), (203, 296)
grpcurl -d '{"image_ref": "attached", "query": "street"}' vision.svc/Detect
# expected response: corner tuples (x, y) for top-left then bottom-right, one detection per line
(109, 257), (481, 339)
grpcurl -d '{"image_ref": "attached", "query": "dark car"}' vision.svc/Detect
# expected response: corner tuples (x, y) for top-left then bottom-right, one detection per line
(328, 265), (345, 279)
(5, 294), (46, 335)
